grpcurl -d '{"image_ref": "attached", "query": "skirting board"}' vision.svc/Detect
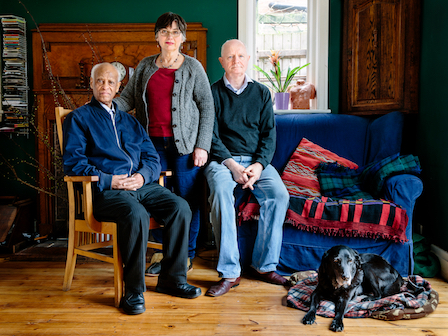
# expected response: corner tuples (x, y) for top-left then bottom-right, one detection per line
(432, 244), (448, 282)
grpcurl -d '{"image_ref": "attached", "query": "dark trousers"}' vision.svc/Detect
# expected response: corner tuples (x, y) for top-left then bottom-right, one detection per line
(93, 182), (192, 293)
(150, 137), (202, 259)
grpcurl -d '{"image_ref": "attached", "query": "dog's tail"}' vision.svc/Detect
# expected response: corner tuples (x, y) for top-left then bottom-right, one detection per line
(406, 278), (425, 297)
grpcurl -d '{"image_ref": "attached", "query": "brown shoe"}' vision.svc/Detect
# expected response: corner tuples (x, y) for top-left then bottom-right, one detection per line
(205, 277), (241, 297)
(256, 271), (287, 286)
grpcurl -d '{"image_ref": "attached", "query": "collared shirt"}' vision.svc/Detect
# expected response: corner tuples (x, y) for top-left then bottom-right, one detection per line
(100, 102), (115, 119)
(223, 73), (253, 95)
(100, 102), (121, 147)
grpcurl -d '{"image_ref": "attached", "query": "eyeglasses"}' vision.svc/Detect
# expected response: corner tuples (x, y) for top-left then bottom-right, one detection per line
(159, 29), (182, 37)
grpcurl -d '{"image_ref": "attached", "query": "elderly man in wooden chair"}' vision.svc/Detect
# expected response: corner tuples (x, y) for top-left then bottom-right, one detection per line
(62, 62), (201, 315)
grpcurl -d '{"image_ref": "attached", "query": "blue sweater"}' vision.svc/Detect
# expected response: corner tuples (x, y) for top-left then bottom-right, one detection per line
(62, 97), (161, 192)
(210, 78), (276, 168)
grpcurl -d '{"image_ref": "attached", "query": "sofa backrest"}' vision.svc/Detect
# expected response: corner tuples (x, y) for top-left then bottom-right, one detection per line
(271, 112), (403, 172)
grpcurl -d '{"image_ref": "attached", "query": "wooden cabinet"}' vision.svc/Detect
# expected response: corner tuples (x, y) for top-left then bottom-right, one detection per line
(341, 0), (421, 115)
(32, 23), (207, 235)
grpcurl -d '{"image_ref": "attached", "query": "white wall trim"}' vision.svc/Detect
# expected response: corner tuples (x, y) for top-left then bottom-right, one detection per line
(238, 0), (329, 111)
(432, 244), (448, 282)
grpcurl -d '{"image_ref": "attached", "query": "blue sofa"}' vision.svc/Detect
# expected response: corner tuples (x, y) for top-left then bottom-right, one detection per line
(237, 111), (423, 277)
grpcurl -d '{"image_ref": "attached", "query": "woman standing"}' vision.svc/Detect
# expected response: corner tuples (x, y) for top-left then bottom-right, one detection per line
(114, 12), (214, 275)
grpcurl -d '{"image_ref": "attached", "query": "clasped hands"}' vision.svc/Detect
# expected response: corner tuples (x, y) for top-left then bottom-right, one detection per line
(226, 159), (263, 190)
(112, 173), (144, 191)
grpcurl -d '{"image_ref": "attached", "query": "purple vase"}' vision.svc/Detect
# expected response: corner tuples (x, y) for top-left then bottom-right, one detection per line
(275, 92), (290, 110)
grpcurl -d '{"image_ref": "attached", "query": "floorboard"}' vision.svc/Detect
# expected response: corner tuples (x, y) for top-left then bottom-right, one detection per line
(0, 248), (446, 336)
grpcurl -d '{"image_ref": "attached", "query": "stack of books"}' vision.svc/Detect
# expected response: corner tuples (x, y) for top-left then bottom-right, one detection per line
(0, 15), (29, 135)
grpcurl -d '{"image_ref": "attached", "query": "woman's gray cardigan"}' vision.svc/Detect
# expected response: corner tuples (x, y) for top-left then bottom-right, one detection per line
(114, 54), (215, 156)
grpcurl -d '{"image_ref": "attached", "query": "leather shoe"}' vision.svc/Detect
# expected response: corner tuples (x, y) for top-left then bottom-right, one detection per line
(205, 277), (241, 297)
(256, 271), (287, 286)
(121, 292), (145, 315)
(156, 283), (201, 299)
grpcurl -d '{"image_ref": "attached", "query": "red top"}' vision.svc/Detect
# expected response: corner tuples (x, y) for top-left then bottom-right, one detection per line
(146, 68), (176, 137)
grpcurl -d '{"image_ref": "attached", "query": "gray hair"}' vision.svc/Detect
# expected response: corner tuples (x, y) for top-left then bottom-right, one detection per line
(90, 62), (119, 80)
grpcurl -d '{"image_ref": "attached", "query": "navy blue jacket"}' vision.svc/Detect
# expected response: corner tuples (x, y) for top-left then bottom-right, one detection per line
(62, 97), (161, 192)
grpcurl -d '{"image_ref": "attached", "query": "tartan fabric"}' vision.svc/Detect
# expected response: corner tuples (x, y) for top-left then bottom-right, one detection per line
(361, 154), (422, 198)
(316, 154), (422, 200)
(287, 273), (437, 320)
(315, 163), (373, 200)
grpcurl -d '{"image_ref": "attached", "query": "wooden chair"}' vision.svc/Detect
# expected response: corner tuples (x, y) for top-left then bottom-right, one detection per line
(56, 106), (169, 307)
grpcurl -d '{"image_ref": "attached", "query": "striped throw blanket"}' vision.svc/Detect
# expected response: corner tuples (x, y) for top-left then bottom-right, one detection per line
(238, 154), (421, 242)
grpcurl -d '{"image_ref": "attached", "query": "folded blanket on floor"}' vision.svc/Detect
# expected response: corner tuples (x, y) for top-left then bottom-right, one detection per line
(287, 273), (438, 320)
(239, 195), (409, 242)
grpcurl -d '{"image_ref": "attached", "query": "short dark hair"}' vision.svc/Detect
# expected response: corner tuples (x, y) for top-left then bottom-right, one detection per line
(155, 12), (187, 38)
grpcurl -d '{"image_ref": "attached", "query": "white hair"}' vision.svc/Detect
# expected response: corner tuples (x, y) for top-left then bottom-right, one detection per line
(90, 62), (119, 80)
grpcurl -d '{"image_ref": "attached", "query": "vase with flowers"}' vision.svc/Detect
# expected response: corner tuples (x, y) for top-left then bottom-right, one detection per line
(254, 50), (309, 110)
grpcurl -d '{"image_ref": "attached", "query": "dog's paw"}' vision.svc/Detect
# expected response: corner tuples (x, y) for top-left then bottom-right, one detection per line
(302, 312), (316, 325)
(330, 320), (344, 332)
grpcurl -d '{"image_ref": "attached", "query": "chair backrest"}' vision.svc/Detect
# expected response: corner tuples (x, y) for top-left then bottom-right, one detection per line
(55, 107), (73, 153)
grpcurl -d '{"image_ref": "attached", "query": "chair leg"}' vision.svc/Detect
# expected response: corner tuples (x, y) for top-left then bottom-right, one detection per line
(63, 230), (77, 291)
(112, 234), (124, 308)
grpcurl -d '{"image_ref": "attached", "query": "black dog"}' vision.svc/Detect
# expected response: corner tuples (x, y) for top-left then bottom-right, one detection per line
(301, 245), (404, 332)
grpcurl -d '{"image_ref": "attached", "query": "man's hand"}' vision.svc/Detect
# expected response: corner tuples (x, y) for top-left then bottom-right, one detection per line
(111, 173), (145, 191)
(224, 159), (249, 185)
(193, 147), (208, 167)
(242, 162), (263, 190)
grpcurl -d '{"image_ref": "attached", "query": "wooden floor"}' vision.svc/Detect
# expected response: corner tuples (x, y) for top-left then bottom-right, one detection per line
(0, 248), (447, 336)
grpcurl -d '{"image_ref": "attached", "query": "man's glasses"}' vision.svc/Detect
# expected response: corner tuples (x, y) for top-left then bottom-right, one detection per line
(159, 29), (181, 37)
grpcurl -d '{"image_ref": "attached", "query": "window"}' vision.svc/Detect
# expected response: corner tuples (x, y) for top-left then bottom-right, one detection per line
(238, 0), (329, 112)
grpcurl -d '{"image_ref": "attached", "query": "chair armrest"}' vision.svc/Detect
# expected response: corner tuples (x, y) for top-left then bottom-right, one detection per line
(383, 174), (423, 209)
(383, 174), (423, 241)
(161, 170), (172, 177)
(64, 175), (99, 182)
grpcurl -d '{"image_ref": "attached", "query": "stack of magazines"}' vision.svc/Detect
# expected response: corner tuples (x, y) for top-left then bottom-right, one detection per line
(0, 15), (29, 135)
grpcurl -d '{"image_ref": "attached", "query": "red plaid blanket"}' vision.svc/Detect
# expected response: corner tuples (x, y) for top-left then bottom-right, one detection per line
(287, 273), (438, 320)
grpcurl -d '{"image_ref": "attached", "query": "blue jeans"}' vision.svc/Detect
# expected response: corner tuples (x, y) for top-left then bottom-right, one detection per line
(150, 137), (202, 259)
(204, 156), (289, 278)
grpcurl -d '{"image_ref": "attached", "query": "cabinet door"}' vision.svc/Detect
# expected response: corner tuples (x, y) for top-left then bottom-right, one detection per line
(341, 0), (421, 115)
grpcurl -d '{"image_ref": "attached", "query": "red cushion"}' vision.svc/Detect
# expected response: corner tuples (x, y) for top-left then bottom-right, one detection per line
(281, 138), (358, 197)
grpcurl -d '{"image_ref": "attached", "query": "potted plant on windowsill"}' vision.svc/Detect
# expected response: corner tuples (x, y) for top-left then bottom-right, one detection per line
(254, 50), (309, 110)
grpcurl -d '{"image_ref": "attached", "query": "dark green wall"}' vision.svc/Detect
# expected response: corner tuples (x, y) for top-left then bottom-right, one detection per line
(3, 0), (447, 253)
(416, 1), (448, 251)
(0, 0), (238, 202)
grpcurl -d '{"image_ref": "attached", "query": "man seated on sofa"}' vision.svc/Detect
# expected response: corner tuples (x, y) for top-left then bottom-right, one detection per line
(204, 40), (290, 297)
(62, 62), (201, 315)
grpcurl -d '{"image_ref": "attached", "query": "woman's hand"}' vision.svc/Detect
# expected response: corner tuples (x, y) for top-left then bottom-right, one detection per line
(193, 147), (208, 167)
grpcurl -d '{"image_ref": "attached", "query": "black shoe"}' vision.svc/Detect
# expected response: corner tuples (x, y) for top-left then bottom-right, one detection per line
(121, 292), (146, 315)
(145, 261), (162, 276)
(145, 258), (193, 277)
(156, 282), (201, 299)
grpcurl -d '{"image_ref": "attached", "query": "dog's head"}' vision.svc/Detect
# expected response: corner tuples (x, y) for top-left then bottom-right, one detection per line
(319, 245), (360, 289)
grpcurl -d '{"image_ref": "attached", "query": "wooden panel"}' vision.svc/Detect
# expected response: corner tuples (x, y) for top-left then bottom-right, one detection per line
(341, 0), (420, 115)
(32, 23), (208, 235)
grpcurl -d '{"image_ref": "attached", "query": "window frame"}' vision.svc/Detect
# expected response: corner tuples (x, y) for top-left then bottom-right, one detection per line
(238, 0), (330, 113)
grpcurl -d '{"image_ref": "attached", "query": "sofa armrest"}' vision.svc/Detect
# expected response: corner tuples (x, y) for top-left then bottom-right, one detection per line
(383, 174), (423, 240)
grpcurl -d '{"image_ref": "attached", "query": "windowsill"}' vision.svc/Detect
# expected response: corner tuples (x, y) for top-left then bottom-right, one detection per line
(274, 109), (331, 115)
